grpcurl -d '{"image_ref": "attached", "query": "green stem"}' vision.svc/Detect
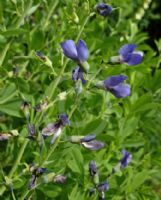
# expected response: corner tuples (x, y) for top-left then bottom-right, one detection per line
(0, 140), (29, 196)
(75, 14), (91, 42)
(8, 140), (29, 178)
(49, 59), (68, 99)
(86, 67), (103, 89)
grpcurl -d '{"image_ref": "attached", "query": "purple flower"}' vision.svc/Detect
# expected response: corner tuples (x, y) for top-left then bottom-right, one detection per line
(120, 150), (132, 168)
(72, 66), (86, 84)
(80, 134), (104, 150)
(69, 134), (104, 150)
(58, 114), (70, 126)
(80, 134), (96, 142)
(54, 174), (67, 184)
(27, 124), (36, 140)
(42, 114), (70, 144)
(28, 174), (37, 189)
(95, 3), (113, 17)
(89, 160), (98, 177)
(61, 39), (89, 62)
(97, 181), (109, 192)
(28, 167), (47, 189)
(81, 140), (105, 151)
(36, 167), (47, 175)
(97, 75), (131, 98)
(119, 44), (143, 66)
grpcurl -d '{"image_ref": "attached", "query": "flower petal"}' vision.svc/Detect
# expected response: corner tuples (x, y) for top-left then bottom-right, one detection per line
(76, 39), (89, 62)
(97, 181), (109, 192)
(59, 114), (70, 126)
(120, 150), (132, 168)
(82, 140), (105, 150)
(72, 66), (86, 84)
(110, 83), (131, 98)
(119, 44), (136, 58)
(125, 52), (143, 66)
(104, 75), (127, 89)
(42, 123), (57, 137)
(50, 127), (62, 144)
(89, 160), (98, 177)
(80, 134), (96, 142)
(61, 40), (78, 60)
(54, 175), (67, 184)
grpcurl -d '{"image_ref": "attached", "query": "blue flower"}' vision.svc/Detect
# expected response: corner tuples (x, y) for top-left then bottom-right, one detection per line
(72, 66), (86, 84)
(61, 39), (89, 62)
(97, 181), (109, 192)
(81, 140), (105, 151)
(119, 44), (143, 66)
(95, 3), (113, 17)
(69, 134), (104, 150)
(80, 134), (96, 142)
(120, 150), (132, 168)
(89, 160), (98, 177)
(27, 124), (36, 140)
(28, 166), (47, 189)
(58, 114), (70, 126)
(97, 75), (131, 98)
(80, 134), (104, 150)
(42, 114), (70, 144)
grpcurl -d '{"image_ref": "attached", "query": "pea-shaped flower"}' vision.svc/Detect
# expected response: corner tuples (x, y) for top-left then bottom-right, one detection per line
(42, 114), (70, 144)
(96, 75), (131, 98)
(95, 3), (113, 17)
(109, 44), (143, 66)
(97, 181), (109, 192)
(72, 66), (86, 84)
(97, 181), (109, 199)
(89, 160), (98, 177)
(69, 134), (105, 151)
(61, 39), (89, 62)
(120, 150), (132, 168)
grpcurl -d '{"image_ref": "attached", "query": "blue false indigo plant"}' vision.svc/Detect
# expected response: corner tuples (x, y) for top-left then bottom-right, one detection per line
(89, 150), (132, 199)
(42, 114), (70, 144)
(95, 3), (113, 17)
(27, 124), (36, 140)
(0, 1), (145, 198)
(28, 165), (47, 189)
(54, 174), (67, 184)
(96, 75), (131, 98)
(89, 160), (98, 177)
(61, 39), (90, 72)
(120, 150), (132, 168)
(72, 66), (86, 94)
(72, 66), (86, 84)
(97, 181), (109, 200)
(109, 44), (143, 66)
(69, 134), (105, 151)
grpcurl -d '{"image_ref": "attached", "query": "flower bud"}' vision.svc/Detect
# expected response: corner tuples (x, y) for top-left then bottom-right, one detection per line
(42, 172), (56, 184)
(75, 79), (83, 94)
(54, 175), (67, 184)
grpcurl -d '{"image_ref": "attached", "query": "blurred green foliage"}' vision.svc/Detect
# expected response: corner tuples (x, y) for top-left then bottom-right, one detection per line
(0, 0), (161, 199)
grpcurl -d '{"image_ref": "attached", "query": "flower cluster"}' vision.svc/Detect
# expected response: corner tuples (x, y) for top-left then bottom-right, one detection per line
(61, 41), (143, 99)
(89, 150), (132, 199)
